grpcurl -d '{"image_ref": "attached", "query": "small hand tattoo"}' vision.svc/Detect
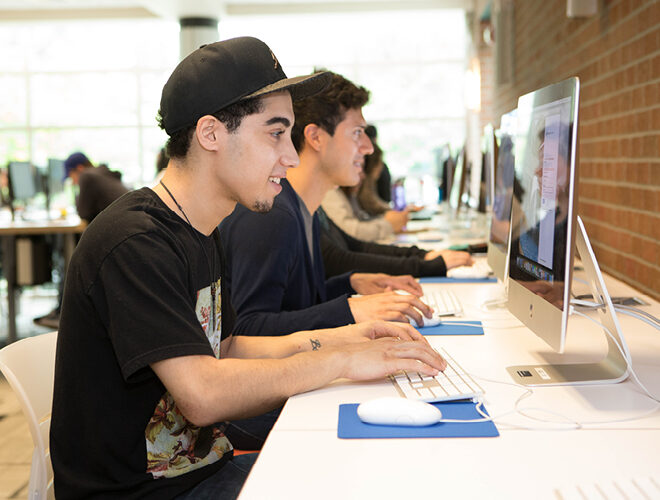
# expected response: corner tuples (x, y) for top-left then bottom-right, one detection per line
(310, 338), (321, 351)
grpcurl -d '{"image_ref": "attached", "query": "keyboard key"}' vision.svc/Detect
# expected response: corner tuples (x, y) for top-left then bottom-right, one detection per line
(389, 347), (484, 403)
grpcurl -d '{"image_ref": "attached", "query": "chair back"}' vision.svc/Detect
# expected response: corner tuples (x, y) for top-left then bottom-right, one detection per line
(0, 331), (57, 500)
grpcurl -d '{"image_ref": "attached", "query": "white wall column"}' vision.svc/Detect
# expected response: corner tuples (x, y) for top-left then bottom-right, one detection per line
(179, 17), (219, 60)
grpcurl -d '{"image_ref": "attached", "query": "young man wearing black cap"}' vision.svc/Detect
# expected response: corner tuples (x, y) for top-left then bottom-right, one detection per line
(50, 37), (445, 500)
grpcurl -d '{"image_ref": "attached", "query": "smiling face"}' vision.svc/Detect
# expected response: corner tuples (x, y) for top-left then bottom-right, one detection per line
(318, 107), (374, 188)
(218, 91), (299, 213)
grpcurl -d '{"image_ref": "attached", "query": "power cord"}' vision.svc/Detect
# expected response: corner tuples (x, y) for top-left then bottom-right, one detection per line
(436, 309), (659, 429)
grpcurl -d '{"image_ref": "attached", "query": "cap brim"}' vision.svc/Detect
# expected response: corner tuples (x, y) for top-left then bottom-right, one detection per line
(241, 71), (331, 102)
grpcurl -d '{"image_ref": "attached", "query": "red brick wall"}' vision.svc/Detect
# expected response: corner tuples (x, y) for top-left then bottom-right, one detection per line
(491, 0), (660, 300)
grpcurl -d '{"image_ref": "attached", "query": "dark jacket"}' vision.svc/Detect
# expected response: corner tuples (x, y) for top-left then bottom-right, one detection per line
(219, 179), (355, 337)
(77, 165), (129, 222)
(318, 208), (448, 278)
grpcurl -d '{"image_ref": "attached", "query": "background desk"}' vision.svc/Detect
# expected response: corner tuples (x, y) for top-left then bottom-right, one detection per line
(239, 274), (660, 499)
(0, 217), (87, 344)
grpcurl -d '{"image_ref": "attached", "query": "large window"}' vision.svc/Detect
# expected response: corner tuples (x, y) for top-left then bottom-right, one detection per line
(0, 10), (467, 189)
(0, 19), (179, 186)
(221, 9), (468, 184)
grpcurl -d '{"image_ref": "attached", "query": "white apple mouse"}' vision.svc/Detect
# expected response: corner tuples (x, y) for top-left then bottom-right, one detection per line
(357, 396), (443, 426)
(409, 315), (443, 328)
(394, 290), (442, 328)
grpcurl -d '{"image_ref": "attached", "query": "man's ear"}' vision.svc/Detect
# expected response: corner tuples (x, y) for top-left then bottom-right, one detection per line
(196, 115), (223, 152)
(303, 123), (323, 152)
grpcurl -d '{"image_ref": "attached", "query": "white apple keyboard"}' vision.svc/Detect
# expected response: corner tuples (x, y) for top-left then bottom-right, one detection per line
(419, 288), (463, 320)
(390, 347), (484, 403)
(397, 288), (462, 327)
(357, 397), (443, 426)
(447, 259), (492, 279)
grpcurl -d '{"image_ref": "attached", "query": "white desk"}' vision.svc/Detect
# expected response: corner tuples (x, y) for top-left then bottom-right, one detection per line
(239, 275), (660, 500)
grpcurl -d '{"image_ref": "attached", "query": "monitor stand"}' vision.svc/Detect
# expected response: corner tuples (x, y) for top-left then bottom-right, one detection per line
(480, 281), (509, 313)
(506, 216), (630, 386)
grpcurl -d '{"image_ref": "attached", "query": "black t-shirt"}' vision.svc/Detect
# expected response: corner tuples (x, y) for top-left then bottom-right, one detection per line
(51, 188), (235, 499)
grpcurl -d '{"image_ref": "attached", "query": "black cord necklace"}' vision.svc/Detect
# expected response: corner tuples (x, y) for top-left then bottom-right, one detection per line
(160, 180), (217, 335)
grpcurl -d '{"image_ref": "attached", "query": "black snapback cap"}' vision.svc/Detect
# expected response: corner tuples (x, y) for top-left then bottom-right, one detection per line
(159, 36), (331, 135)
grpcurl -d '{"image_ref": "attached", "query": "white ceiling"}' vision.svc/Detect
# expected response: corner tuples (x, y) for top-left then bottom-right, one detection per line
(0, 0), (471, 21)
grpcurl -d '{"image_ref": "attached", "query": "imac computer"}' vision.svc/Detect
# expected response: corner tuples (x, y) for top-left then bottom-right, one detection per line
(505, 77), (629, 386)
(486, 109), (517, 284)
(47, 159), (65, 196)
(8, 161), (40, 220)
(8, 161), (38, 202)
(447, 147), (468, 217)
(479, 123), (497, 213)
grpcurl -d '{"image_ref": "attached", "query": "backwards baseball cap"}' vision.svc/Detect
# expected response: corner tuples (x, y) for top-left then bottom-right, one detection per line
(159, 36), (331, 135)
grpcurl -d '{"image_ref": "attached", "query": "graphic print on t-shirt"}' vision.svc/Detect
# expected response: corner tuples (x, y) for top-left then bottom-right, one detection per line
(196, 278), (222, 357)
(145, 278), (229, 479)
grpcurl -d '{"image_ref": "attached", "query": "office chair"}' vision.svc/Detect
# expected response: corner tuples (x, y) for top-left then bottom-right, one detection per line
(0, 331), (57, 500)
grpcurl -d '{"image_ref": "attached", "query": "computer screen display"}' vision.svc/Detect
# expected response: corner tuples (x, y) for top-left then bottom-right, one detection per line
(507, 77), (579, 353)
(391, 180), (406, 211)
(486, 109), (517, 282)
(47, 159), (65, 195)
(480, 124), (496, 213)
(8, 161), (38, 201)
(447, 148), (466, 215)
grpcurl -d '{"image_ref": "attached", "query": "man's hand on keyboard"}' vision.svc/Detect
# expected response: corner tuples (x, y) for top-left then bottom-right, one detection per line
(349, 272), (423, 296)
(338, 337), (447, 380)
(424, 250), (473, 269)
(348, 292), (433, 326)
(322, 320), (428, 348)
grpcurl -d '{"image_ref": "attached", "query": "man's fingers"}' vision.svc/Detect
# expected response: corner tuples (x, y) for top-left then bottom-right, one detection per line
(387, 342), (447, 373)
(372, 321), (425, 342)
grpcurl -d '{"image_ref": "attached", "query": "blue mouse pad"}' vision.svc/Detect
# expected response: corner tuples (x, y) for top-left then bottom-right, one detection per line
(337, 401), (499, 439)
(420, 277), (498, 284)
(420, 320), (484, 336)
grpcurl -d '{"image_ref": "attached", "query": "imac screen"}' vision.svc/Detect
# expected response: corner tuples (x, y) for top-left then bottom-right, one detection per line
(48, 158), (65, 195)
(509, 82), (578, 314)
(8, 161), (37, 201)
(489, 110), (517, 254)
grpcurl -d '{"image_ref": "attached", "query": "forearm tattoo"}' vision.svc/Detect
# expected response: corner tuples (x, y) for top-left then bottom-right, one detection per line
(310, 338), (321, 351)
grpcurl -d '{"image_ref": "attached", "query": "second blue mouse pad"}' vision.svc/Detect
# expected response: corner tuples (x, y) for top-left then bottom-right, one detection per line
(337, 401), (499, 439)
(420, 320), (484, 335)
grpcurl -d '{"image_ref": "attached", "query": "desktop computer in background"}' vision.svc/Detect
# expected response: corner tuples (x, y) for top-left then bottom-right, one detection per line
(478, 123), (497, 213)
(504, 77), (629, 386)
(486, 109), (517, 285)
(6, 161), (53, 285)
(7, 161), (38, 220)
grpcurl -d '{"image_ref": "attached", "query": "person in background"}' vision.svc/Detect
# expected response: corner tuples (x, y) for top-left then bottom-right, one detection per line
(319, 205), (472, 278)
(322, 173), (409, 240)
(358, 143), (392, 216)
(63, 151), (129, 223)
(365, 124), (392, 203)
(33, 152), (130, 329)
(50, 37), (445, 500)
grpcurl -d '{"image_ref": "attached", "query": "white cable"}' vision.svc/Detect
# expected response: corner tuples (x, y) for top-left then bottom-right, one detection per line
(614, 308), (660, 330)
(429, 306), (660, 429)
(435, 321), (484, 328)
(570, 299), (660, 330)
(571, 309), (660, 405)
